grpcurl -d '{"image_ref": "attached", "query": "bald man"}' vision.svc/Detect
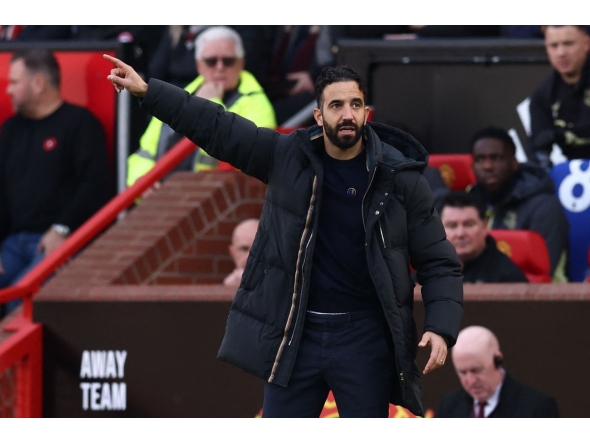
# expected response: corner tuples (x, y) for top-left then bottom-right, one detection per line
(436, 326), (559, 418)
(223, 218), (259, 287)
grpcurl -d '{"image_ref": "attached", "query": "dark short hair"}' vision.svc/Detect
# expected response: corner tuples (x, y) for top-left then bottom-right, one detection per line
(315, 65), (367, 109)
(542, 25), (589, 35)
(10, 49), (61, 90)
(469, 126), (516, 156)
(439, 191), (486, 221)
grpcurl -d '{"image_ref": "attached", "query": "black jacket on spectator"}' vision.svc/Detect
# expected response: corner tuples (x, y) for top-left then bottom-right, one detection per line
(529, 55), (590, 160)
(462, 235), (528, 283)
(139, 79), (464, 416)
(436, 372), (560, 418)
(468, 163), (568, 278)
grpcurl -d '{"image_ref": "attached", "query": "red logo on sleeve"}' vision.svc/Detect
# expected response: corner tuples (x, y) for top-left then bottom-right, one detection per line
(43, 137), (57, 151)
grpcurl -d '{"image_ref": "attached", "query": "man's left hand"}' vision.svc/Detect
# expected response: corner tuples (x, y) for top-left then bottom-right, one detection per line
(36, 227), (66, 256)
(418, 331), (448, 374)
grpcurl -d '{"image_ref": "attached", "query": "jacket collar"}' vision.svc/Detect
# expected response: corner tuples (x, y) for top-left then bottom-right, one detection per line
(302, 122), (428, 173)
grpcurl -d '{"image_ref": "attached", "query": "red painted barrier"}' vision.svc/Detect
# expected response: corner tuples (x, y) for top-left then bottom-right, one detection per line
(0, 316), (42, 417)
(0, 128), (198, 417)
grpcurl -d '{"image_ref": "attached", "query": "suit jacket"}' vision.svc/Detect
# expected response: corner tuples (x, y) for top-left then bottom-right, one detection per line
(436, 373), (559, 418)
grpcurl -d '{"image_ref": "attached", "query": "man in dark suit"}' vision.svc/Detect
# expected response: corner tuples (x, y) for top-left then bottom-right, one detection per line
(436, 325), (559, 418)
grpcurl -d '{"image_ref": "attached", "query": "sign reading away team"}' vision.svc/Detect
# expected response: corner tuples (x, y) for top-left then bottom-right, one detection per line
(79, 350), (128, 411)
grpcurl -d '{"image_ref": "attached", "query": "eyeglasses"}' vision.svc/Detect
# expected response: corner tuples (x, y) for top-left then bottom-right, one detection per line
(202, 57), (238, 68)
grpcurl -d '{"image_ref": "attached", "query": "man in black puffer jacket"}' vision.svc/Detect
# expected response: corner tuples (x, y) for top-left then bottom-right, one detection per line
(105, 55), (464, 418)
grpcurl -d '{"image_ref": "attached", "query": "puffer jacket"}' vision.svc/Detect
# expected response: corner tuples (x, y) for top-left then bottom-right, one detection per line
(469, 163), (569, 281)
(141, 79), (464, 416)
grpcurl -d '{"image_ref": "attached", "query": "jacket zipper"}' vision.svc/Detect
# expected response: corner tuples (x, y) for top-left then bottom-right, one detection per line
(288, 230), (314, 346)
(378, 220), (386, 249)
(268, 176), (318, 382)
(361, 166), (378, 233)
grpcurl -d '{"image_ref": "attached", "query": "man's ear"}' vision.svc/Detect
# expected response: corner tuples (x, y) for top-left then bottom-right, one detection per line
(313, 108), (323, 126)
(364, 106), (370, 126)
(31, 73), (45, 95)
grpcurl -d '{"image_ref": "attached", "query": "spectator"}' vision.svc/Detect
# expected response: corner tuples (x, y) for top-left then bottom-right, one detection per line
(467, 126), (569, 282)
(529, 25), (590, 168)
(436, 325), (560, 418)
(266, 26), (336, 126)
(439, 191), (528, 283)
(223, 218), (259, 287)
(148, 26), (203, 88)
(148, 26), (276, 92)
(0, 49), (112, 318)
(126, 25), (276, 191)
(0, 26), (160, 160)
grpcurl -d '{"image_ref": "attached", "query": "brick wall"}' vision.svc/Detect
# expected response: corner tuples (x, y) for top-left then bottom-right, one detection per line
(39, 171), (266, 296)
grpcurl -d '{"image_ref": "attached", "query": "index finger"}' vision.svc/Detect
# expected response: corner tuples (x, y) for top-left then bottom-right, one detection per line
(103, 54), (127, 68)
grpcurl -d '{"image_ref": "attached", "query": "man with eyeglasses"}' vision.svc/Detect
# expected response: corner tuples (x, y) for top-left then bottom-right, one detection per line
(127, 26), (276, 191)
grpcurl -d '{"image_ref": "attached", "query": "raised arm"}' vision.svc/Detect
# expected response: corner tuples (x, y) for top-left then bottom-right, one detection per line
(104, 54), (278, 183)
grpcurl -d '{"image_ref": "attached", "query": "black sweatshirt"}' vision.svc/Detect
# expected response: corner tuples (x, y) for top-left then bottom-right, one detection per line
(0, 102), (112, 242)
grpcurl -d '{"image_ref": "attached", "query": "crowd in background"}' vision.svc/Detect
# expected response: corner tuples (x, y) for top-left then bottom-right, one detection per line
(0, 24), (589, 418)
(1, 24), (589, 311)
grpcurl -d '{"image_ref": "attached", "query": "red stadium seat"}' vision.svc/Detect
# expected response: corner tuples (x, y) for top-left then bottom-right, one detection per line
(0, 50), (117, 172)
(488, 229), (552, 283)
(428, 154), (476, 191)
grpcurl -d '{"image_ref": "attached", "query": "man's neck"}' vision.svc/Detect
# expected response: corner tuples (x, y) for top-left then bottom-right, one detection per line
(561, 71), (582, 85)
(324, 140), (364, 160)
(24, 94), (63, 120)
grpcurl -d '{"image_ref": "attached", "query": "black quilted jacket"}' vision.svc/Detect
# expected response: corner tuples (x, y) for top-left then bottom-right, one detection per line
(141, 79), (464, 416)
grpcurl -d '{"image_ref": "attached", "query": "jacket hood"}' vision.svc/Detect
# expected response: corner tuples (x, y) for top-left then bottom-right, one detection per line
(510, 162), (556, 201)
(305, 121), (429, 173)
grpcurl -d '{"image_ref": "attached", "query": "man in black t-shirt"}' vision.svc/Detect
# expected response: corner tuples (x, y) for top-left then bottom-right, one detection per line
(0, 49), (112, 318)
(529, 25), (590, 167)
(439, 191), (528, 283)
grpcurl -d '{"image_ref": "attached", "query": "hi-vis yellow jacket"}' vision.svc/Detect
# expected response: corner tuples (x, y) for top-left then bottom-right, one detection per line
(126, 70), (277, 187)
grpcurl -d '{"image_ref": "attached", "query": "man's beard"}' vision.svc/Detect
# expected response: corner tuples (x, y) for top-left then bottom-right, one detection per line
(323, 120), (363, 150)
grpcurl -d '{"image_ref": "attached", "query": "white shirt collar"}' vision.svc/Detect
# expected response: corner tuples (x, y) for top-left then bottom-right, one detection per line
(475, 369), (505, 417)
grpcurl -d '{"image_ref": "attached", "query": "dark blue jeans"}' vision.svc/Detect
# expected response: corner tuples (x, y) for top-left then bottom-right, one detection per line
(262, 309), (394, 418)
(0, 232), (45, 317)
